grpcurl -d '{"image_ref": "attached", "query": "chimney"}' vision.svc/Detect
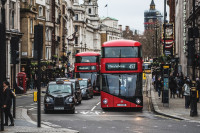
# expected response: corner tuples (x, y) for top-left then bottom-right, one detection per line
(118, 25), (122, 31)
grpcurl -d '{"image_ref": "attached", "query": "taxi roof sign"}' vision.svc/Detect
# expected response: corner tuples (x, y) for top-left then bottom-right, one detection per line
(56, 81), (64, 84)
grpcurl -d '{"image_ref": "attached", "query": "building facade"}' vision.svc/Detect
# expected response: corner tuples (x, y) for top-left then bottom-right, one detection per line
(0, 0), (22, 86)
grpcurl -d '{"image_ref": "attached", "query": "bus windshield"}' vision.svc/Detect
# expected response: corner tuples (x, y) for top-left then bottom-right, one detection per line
(103, 47), (139, 58)
(102, 74), (142, 97)
(76, 56), (99, 63)
(76, 72), (98, 88)
(48, 84), (72, 94)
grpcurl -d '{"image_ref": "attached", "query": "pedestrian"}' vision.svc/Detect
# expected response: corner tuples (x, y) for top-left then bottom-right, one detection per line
(169, 75), (177, 98)
(196, 78), (200, 102)
(183, 80), (190, 109)
(178, 75), (184, 98)
(156, 77), (162, 98)
(2, 81), (14, 126)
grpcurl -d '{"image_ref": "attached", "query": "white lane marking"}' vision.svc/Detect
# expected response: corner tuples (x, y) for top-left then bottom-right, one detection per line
(102, 112), (105, 114)
(96, 102), (101, 106)
(42, 121), (61, 128)
(82, 127), (87, 129)
(75, 111), (78, 114)
(68, 127), (72, 129)
(126, 127), (130, 129)
(95, 111), (100, 115)
(30, 103), (37, 105)
(17, 106), (23, 108)
(80, 111), (89, 115)
(29, 107), (37, 110)
(168, 125), (172, 127)
(154, 126), (158, 128)
(91, 106), (96, 111)
(111, 127), (116, 129)
(98, 127), (102, 129)
(183, 125), (187, 127)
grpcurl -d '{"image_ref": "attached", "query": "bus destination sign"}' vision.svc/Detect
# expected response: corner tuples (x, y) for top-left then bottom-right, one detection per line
(106, 63), (137, 71)
(77, 66), (96, 71)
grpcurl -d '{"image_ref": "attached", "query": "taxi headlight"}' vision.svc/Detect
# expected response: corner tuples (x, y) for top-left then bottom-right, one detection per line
(46, 97), (52, 103)
(136, 98), (141, 104)
(68, 97), (73, 103)
(103, 99), (108, 104)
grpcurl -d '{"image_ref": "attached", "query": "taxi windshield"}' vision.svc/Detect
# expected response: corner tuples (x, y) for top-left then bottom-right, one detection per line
(79, 80), (87, 88)
(48, 84), (72, 94)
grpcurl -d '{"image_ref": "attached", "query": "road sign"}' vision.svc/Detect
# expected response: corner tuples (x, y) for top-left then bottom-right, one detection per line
(34, 91), (37, 102)
(143, 73), (146, 80)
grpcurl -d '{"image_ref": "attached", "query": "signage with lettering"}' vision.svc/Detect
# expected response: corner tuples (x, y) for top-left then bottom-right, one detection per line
(106, 63), (137, 71)
(77, 66), (96, 71)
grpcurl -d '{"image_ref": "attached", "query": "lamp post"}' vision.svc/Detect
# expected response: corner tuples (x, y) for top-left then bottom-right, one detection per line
(163, 0), (166, 56)
(85, 43), (87, 52)
(152, 35), (155, 58)
(80, 42), (82, 52)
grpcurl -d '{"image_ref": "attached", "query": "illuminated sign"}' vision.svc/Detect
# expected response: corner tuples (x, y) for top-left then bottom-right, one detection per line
(106, 63), (137, 71)
(77, 66), (96, 71)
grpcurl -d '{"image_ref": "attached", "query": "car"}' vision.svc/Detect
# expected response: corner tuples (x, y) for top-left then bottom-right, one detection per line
(43, 80), (75, 114)
(65, 79), (82, 104)
(55, 77), (68, 81)
(78, 78), (93, 99)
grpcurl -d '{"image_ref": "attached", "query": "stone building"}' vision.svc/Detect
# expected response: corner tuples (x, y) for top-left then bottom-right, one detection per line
(122, 26), (134, 40)
(100, 17), (122, 45)
(0, 0), (22, 85)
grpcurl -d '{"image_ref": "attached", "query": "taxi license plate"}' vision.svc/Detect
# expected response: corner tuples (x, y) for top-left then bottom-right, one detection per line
(117, 104), (127, 107)
(54, 107), (64, 110)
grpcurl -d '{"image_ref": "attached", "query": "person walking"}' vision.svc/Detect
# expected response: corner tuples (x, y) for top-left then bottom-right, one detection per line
(156, 77), (162, 98)
(169, 76), (177, 98)
(2, 81), (14, 126)
(183, 80), (190, 109)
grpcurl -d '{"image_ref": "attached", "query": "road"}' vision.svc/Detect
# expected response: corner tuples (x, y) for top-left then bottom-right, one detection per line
(16, 83), (200, 133)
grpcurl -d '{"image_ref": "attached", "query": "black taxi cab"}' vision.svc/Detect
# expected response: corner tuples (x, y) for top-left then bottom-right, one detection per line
(78, 78), (93, 99)
(43, 80), (75, 114)
(65, 79), (82, 104)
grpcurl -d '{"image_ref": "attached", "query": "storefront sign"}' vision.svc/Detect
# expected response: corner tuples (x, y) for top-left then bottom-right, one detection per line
(106, 63), (137, 71)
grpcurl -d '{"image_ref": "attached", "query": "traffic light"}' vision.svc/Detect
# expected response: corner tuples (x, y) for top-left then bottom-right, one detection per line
(187, 41), (195, 66)
(195, 53), (200, 67)
(11, 37), (19, 64)
(34, 25), (43, 60)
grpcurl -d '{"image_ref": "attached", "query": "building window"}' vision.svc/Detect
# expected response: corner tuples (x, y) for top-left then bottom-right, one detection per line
(74, 25), (78, 32)
(46, 10), (50, 21)
(88, 8), (91, 14)
(10, 11), (14, 29)
(39, 6), (43, 17)
(30, 19), (33, 34)
(30, 0), (33, 6)
(45, 47), (51, 60)
(75, 37), (78, 45)
(32, 42), (34, 57)
(75, 14), (78, 20)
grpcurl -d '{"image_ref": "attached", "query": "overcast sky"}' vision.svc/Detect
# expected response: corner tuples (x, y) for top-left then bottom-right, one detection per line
(80, 0), (169, 34)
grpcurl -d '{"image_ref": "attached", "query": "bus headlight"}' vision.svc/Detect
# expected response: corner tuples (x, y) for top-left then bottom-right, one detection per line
(136, 98), (141, 104)
(91, 66), (96, 70)
(103, 99), (108, 104)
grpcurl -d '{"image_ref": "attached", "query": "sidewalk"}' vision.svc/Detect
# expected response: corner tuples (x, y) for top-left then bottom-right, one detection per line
(16, 87), (46, 97)
(1, 108), (79, 133)
(150, 79), (200, 123)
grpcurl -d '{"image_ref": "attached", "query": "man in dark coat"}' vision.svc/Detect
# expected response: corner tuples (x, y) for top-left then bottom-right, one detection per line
(2, 81), (14, 126)
(169, 76), (177, 98)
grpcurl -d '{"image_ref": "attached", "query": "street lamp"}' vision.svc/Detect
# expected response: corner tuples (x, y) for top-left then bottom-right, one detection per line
(85, 43), (87, 52)
(80, 41), (82, 52)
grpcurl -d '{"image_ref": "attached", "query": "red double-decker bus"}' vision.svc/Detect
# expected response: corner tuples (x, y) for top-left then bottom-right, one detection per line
(100, 40), (143, 110)
(75, 52), (100, 94)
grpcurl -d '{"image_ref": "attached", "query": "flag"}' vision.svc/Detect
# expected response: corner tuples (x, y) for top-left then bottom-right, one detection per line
(105, 4), (108, 7)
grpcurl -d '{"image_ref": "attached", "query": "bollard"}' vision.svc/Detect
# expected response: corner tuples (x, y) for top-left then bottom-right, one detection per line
(190, 81), (198, 117)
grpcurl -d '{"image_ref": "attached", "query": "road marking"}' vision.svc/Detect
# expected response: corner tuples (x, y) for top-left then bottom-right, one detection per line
(42, 121), (61, 128)
(168, 125), (172, 127)
(98, 127), (102, 129)
(126, 127), (130, 129)
(29, 107), (37, 110)
(30, 103), (37, 106)
(17, 106), (23, 108)
(96, 102), (100, 106)
(91, 106), (96, 111)
(111, 127), (116, 129)
(82, 127), (87, 129)
(68, 127), (72, 129)
(183, 125), (187, 127)
(154, 126), (158, 128)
